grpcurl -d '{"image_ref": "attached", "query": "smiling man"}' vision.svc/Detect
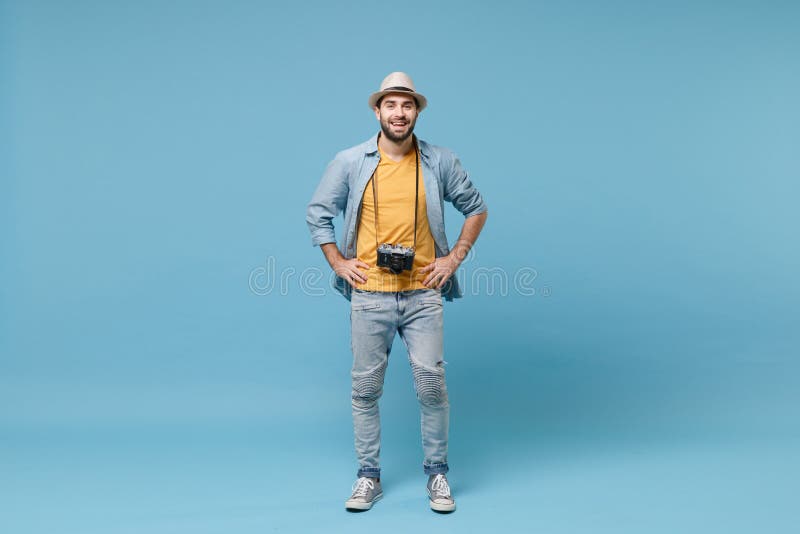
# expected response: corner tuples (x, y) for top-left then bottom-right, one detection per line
(306, 72), (488, 513)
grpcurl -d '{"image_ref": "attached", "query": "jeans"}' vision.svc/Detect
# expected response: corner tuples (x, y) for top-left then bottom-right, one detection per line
(350, 288), (449, 478)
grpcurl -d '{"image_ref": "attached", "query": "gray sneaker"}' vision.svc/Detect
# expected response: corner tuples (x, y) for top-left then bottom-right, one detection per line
(427, 473), (456, 512)
(345, 477), (382, 511)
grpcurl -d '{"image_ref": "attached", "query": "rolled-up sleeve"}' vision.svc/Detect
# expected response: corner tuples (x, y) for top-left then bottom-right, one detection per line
(306, 155), (350, 246)
(442, 150), (487, 218)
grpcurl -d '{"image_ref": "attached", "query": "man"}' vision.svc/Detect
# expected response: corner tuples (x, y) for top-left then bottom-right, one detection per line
(306, 72), (488, 513)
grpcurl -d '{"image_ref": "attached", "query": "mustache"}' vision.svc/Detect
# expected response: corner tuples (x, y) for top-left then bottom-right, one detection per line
(380, 119), (415, 141)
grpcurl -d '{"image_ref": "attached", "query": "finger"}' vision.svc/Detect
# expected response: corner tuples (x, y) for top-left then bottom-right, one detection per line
(436, 273), (448, 289)
(423, 271), (441, 287)
(418, 262), (435, 274)
(356, 260), (371, 269)
(437, 270), (452, 288)
(345, 267), (365, 282)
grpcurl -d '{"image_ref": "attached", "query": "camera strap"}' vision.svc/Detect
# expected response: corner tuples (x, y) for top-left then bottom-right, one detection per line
(371, 135), (420, 251)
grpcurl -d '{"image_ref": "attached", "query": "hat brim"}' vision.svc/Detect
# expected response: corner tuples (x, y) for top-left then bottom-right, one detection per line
(368, 90), (427, 111)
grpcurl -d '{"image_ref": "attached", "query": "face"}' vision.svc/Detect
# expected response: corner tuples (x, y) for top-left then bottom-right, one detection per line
(374, 93), (419, 143)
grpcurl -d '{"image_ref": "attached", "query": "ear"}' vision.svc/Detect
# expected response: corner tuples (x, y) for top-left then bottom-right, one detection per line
(373, 106), (381, 120)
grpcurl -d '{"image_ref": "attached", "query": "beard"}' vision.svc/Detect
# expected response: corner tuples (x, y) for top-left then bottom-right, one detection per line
(379, 114), (417, 143)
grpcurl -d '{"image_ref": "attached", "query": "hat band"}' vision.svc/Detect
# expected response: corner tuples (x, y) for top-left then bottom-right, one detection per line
(383, 86), (414, 93)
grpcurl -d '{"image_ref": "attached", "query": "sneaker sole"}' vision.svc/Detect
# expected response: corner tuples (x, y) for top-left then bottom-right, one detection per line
(345, 492), (383, 511)
(429, 499), (456, 513)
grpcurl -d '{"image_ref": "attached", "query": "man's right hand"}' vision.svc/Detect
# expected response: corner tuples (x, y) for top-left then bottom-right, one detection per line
(333, 257), (370, 287)
(319, 243), (370, 288)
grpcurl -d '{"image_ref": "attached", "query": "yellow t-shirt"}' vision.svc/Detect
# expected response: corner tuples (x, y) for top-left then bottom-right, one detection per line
(355, 145), (435, 291)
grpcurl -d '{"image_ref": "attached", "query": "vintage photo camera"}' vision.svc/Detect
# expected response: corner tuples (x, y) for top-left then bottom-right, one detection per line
(377, 243), (415, 274)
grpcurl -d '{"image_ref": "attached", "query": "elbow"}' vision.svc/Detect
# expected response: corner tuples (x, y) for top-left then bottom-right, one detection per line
(466, 207), (488, 221)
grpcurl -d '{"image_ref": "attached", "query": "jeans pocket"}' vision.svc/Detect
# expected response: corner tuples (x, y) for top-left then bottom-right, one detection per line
(352, 301), (381, 311)
(418, 290), (443, 308)
(351, 291), (382, 311)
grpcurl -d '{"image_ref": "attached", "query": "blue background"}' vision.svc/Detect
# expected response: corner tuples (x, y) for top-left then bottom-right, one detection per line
(2, 0), (798, 532)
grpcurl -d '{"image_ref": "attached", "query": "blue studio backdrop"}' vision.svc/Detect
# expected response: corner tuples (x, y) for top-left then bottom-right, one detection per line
(1, 1), (798, 533)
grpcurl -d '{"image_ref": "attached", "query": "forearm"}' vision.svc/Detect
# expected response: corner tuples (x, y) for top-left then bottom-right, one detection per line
(450, 211), (487, 263)
(420, 211), (487, 289)
(320, 242), (345, 270)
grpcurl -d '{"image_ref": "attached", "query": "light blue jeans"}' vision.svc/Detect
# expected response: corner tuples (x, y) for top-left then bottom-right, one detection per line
(350, 288), (449, 478)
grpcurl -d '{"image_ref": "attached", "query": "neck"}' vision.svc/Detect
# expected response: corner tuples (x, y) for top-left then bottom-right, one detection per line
(378, 133), (415, 160)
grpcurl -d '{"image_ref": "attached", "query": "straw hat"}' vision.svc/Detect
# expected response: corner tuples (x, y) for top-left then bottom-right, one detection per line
(368, 72), (428, 111)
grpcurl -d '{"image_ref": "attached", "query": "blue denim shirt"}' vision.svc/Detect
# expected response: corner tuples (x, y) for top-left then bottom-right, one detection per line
(306, 132), (487, 302)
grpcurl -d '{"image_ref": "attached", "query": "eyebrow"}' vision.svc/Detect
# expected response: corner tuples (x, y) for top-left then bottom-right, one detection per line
(383, 98), (415, 105)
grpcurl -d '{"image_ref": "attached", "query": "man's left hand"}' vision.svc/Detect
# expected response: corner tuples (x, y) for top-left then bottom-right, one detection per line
(419, 254), (460, 289)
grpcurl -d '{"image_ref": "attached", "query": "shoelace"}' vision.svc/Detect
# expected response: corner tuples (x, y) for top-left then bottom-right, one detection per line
(430, 474), (451, 498)
(352, 477), (375, 498)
